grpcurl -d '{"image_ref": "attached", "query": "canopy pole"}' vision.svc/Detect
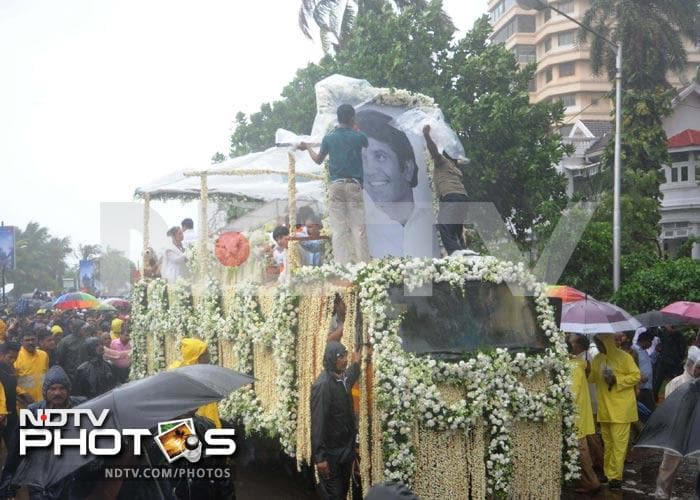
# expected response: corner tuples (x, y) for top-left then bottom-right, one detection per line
(142, 194), (150, 280)
(199, 174), (209, 280)
(287, 152), (300, 277)
(287, 152), (297, 229)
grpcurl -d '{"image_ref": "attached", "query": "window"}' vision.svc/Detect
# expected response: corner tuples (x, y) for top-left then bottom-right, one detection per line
(681, 166), (689, 181)
(559, 62), (575, 77)
(557, 1), (574, 14)
(517, 15), (536, 33)
(514, 44), (536, 63)
(528, 77), (537, 92)
(670, 167), (678, 183)
(670, 152), (689, 163)
(390, 282), (549, 355)
(544, 36), (552, 52)
(558, 93), (576, 107)
(558, 30), (576, 47)
(545, 67), (553, 83)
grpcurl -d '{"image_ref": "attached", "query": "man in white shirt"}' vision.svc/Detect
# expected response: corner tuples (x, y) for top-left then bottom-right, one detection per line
(181, 218), (196, 249)
(161, 226), (188, 284)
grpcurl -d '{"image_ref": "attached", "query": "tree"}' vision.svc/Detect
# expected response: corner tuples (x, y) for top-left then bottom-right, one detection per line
(581, 0), (697, 89)
(6, 222), (72, 295)
(95, 247), (136, 297)
(441, 17), (570, 250)
(298, 0), (451, 53)
(612, 258), (700, 314)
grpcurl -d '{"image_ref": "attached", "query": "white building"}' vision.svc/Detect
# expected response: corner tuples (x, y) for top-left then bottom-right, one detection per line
(660, 83), (700, 259)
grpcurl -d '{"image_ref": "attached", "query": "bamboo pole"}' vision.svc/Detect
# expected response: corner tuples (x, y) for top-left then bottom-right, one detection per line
(199, 174), (209, 281)
(142, 193), (150, 279)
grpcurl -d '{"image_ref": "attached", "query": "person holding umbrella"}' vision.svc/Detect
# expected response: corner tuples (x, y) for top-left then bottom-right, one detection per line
(168, 338), (222, 428)
(653, 346), (700, 499)
(589, 334), (641, 489)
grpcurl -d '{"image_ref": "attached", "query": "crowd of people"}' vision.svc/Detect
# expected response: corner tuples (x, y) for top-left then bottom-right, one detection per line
(567, 326), (700, 497)
(0, 308), (132, 498)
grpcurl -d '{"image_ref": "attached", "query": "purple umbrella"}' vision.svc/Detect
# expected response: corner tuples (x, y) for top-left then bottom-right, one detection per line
(561, 297), (641, 334)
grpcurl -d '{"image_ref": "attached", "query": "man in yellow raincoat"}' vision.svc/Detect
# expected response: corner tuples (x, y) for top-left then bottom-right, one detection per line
(567, 334), (600, 493)
(168, 338), (221, 428)
(589, 334), (640, 489)
(14, 330), (49, 406)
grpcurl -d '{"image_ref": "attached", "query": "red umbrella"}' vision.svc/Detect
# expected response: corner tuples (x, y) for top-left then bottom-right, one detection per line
(546, 285), (588, 303)
(661, 301), (700, 324)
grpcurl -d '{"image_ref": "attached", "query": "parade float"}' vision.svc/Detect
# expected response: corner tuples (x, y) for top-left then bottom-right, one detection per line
(131, 76), (579, 499)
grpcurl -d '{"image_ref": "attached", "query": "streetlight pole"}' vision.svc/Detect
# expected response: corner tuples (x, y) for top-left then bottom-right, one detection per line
(515, 0), (622, 290)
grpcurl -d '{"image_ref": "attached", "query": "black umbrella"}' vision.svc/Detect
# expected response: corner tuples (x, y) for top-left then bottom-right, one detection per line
(634, 378), (700, 457)
(634, 310), (687, 328)
(14, 364), (253, 489)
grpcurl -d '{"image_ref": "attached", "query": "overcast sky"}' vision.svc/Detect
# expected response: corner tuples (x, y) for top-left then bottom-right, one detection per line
(0, 0), (488, 257)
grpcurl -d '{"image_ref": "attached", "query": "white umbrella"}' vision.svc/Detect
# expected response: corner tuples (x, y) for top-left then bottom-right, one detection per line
(561, 297), (641, 334)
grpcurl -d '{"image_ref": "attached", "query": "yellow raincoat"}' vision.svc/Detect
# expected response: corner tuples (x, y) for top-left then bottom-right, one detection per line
(0, 319), (6, 342)
(589, 334), (640, 481)
(0, 383), (7, 415)
(111, 318), (124, 340)
(569, 358), (595, 439)
(14, 347), (49, 404)
(168, 338), (222, 428)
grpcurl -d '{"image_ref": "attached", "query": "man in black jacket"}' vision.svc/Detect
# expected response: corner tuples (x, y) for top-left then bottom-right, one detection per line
(311, 341), (360, 500)
(0, 342), (20, 447)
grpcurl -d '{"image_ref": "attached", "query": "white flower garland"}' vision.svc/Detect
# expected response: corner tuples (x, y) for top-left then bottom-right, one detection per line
(129, 281), (149, 380)
(217, 283), (300, 455)
(192, 278), (225, 364)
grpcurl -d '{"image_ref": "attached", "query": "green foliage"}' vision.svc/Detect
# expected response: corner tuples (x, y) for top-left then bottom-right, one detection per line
(442, 16), (570, 247)
(581, 0), (698, 89)
(6, 222), (72, 295)
(612, 258), (700, 314)
(559, 220), (614, 299)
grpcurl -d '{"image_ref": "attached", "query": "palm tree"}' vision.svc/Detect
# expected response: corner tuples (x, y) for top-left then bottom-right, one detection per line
(581, 0), (698, 89)
(298, 0), (448, 52)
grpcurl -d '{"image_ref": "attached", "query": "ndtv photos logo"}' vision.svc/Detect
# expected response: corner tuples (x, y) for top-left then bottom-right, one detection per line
(19, 409), (236, 463)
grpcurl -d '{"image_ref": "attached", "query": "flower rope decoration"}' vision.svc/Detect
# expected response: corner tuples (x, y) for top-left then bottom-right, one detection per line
(129, 281), (149, 380)
(145, 278), (169, 373)
(191, 278), (225, 364)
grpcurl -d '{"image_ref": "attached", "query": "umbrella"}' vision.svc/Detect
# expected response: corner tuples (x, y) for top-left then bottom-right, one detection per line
(634, 310), (688, 328)
(14, 364), (253, 489)
(661, 301), (700, 324)
(546, 285), (588, 303)
(95, 302), (117, 312)
(103, 298), (130, 311)
(52, 292), (101, 310)
(634, 378), (700, 457)
(560, 297), (641, 334)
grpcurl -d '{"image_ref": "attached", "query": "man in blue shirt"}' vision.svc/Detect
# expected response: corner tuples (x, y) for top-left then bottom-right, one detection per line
(299, 104), (371, 264)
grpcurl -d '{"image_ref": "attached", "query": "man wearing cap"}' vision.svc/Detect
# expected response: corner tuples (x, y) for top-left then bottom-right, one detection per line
(423, 124), (468, 255)
(311, 341), (361, 500)
(0, 365), (87, 499)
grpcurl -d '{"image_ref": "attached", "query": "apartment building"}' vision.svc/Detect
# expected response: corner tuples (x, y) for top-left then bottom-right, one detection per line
(488, 0), (700, 124)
